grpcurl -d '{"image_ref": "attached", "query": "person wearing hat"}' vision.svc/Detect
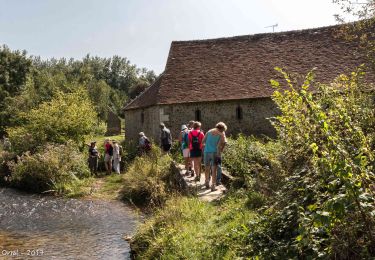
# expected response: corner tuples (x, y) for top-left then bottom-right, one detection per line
(112, 140), (121, 174)
(88, 141), (99, 176)
(179, 124), (190, 175)
(160, 122), (172, 152)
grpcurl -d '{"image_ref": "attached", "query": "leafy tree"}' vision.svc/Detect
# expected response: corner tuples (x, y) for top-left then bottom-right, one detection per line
(8, 87), (98, 154)
(0, 45), (32, 135)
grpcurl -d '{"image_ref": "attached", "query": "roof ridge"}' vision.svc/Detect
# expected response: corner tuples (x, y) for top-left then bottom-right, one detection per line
(170, 23), (348, 44)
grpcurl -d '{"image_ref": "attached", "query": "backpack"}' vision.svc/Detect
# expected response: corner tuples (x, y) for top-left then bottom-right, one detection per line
(182, 131), (189, 149)
(191, 131), (201, 151)
(144, 138), (152, 151)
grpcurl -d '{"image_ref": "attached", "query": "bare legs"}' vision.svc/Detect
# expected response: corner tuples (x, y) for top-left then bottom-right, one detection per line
(192, 157), (201, 180)
(204, 164), (217, 190)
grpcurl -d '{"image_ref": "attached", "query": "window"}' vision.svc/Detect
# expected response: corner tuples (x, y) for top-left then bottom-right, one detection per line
(236, 106), (243, 120)
(141, 112), (144, 124)
(195, 109), (201, 122)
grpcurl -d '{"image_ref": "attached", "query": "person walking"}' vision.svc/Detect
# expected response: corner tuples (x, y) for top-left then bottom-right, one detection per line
(160, 123), (172, 152)
(188, 121), (205, 181)
(104, 139), (113, 175)
(179, 124), (190, 175)
(112, 140), (121, 174)
(88, 141), (99, 176)
(202, 122), (227, 191)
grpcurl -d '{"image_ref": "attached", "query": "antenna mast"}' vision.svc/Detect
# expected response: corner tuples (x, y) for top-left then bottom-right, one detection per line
(265, 23), (278, 33)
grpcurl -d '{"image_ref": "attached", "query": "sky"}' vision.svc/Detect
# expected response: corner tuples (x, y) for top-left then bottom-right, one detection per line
(0, 0), (344, 73)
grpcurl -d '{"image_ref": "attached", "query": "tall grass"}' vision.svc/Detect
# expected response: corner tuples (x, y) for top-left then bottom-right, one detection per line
(131, 192), (256, 259)
(121, 147), (177, 208)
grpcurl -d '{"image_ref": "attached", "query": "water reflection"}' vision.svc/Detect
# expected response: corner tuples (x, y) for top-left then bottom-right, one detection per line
(0, 188), (138, 259)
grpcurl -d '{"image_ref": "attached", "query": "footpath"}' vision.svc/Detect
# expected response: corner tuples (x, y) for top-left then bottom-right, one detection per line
(172, 163), (232, 202)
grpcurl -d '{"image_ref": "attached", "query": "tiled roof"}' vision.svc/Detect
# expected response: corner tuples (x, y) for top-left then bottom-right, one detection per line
(125, 24), (372, 110)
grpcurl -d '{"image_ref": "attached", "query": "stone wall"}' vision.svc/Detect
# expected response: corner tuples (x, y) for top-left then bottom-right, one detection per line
(125, 97), (279, 144)
(162, 98), (279, 140)
(124, 106), (160, 144)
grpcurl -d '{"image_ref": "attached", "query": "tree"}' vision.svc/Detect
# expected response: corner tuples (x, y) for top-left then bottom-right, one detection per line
(7, 87), (98, 154)
(0, 45), (32, 136)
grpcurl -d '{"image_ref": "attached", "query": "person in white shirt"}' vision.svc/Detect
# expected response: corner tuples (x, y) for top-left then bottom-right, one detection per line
(112, 140), (121, 174)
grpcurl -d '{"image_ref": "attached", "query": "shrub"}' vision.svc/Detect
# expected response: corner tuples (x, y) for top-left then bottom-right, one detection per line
(223, 135), (285, 196)
(8, 142), (90, 193)
(0, 149), (15, 184)
(247, 68), (375, 258)
(121, 147), (176, 208)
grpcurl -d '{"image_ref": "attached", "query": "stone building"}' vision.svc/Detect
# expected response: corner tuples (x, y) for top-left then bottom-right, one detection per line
(106, 109), (122, 136)
(124, 24), (372, 143)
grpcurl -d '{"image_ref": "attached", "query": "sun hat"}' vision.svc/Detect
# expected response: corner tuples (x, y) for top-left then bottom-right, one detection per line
(181, 125), (188, 131)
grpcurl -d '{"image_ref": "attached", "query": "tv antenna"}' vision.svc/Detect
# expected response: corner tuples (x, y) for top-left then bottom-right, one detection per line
(265, 23), (278, 33)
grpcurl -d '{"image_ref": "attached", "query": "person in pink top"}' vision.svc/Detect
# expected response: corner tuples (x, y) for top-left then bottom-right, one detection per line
(188, 121), (205, 181)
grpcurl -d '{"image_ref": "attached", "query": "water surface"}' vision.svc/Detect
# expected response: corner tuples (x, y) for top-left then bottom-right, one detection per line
(0, 188), (138, 259)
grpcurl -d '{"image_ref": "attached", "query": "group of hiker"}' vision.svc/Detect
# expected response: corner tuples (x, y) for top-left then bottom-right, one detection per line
(88, 139), (122, 176)
(138, 120), (227, 192)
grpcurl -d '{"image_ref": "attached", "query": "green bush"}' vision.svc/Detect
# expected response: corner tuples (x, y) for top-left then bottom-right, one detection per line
(247, 68), (375, 258)
(223, 135), (285, 196)
(8, 142), (90, 193)
(0, 149), (15, 184)
(121, 147), (176, 208)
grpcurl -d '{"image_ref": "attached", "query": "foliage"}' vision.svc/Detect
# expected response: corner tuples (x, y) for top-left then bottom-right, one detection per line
(7, 88), (98, 154)
(170, 140), (184, 164)
(0, 47), (157, 138)
(8, 142), (90, 193)
(131, 192), (256, 259)
(0, 45), (32, 135)
(247, 68), (375, 258)
(223, 135), (285, 195)
(121, 147), (176, 208)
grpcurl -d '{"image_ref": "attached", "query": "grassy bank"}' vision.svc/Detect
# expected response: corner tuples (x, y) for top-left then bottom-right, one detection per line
(131, 192), (256, 259)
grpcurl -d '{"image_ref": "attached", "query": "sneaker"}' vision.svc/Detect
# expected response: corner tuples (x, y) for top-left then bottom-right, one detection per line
(211, 185), (217, 192)
(190, 170), (195, 178)
(205, 182), (210, 189)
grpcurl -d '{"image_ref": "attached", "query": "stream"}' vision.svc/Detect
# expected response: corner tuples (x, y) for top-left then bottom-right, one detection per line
(0, 188), (139, 259)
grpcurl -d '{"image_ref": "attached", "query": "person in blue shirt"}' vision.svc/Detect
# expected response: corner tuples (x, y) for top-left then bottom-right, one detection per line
(202, 122), (227, 191)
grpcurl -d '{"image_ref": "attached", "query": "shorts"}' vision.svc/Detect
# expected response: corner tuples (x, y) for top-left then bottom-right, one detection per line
(182, 148), (190, 158)
(190, 149), (202, 158)
(104, 154), (113, 162)
(204, 152), (219, 166)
